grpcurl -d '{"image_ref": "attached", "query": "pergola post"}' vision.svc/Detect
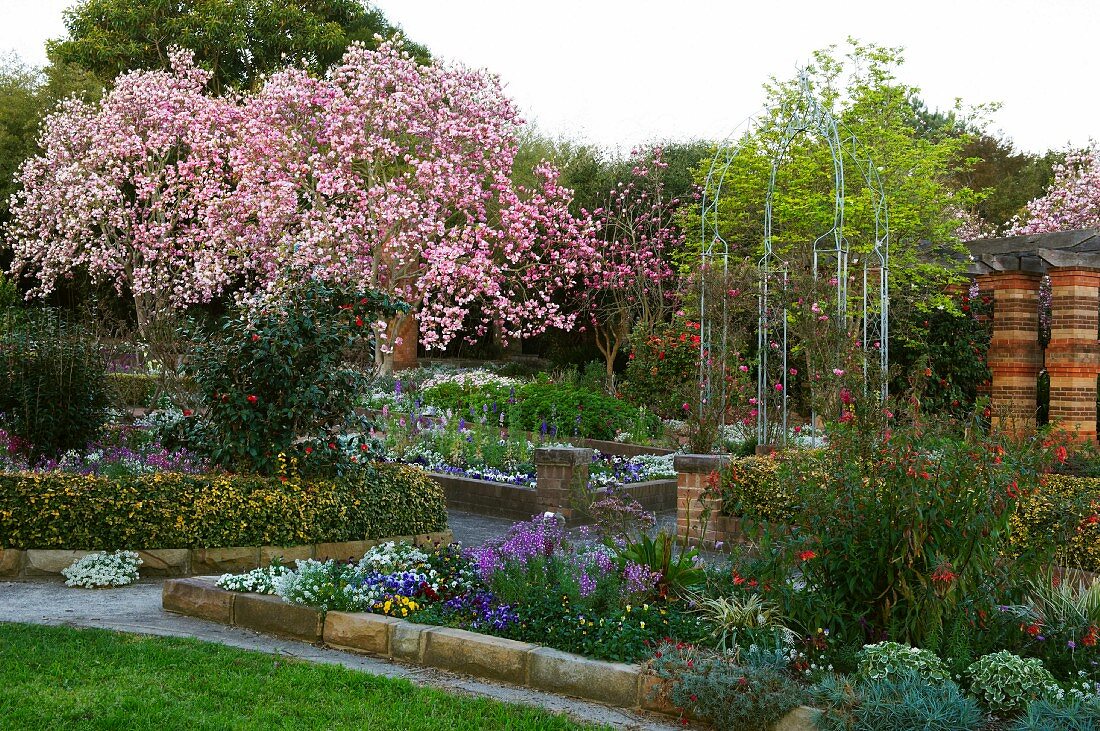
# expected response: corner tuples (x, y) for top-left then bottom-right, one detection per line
(985, 271), (1043, 434)
(1046, 267), (1100, 442)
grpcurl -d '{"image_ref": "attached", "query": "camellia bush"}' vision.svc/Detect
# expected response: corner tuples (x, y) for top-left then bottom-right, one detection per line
(183, 279), (405, 475)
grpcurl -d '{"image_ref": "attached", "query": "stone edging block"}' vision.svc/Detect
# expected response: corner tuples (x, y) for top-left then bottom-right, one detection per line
(324, 611), (400, 655)
(528, 646), (639, 707)
(0, 547), (23, 577)
(162, 577), (233, 624)
(233, 592), (323, 642)
(161, 577), (818, 729)
(424, 627), (534, 684)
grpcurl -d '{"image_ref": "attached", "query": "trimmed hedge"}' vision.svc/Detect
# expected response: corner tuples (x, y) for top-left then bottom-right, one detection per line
(105, 373), (157, 407)
(1010, 474), (1100, 572)
(717, 454), (797, 522)
(0, 463), (446, 550)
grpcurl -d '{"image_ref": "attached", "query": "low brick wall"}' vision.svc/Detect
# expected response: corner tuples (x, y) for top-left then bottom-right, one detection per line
(0, 530), (453, 580)
(616, 479), (677, 513)
(430, 449), (676, 522)
(432, 473), (539, 520)
(162, 577), (816, 728)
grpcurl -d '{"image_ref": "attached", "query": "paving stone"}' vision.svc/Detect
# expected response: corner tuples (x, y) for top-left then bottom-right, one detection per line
(323, 611), (398, 655)
(528, 646), (640, 707)
(0, 548), (24, 577)
(233, 592), (323, 642)
(24, 549), (92, 576)
(190, 546), (260, 575)
(162, 577), (233, 623)
(136, 549), (190, 576)
(422, 627), (533, 684)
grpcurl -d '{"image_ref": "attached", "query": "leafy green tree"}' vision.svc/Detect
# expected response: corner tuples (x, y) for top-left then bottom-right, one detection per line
(47, 0), (428, 92)
(908, 98), (1061, 235)
(696, 40), (986, 336)
(0, 55), (101, 223)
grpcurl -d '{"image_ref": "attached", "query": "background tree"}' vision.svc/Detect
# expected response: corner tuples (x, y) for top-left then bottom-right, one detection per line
(47, 0), (428, 92)
(908, 98), (1061, 236)
(0, 54), (101, 225)
(226, 41), (598, 370)
(6, 50), (247, 365)
(1008, 145), (1100, 234)
(584, 147), (679, 390)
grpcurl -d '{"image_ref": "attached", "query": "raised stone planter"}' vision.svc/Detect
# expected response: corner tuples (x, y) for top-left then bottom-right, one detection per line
(233, 592), (323, 642)
(161, 576), (817, 729)
(0, 530), (453, 580)
(162, 577), (233, 623)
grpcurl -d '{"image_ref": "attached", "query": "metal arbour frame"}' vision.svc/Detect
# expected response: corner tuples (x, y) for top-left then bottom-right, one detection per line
(698, 72), (889, 447)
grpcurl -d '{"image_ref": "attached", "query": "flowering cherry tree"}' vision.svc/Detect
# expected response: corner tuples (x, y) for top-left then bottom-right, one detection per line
(229, 42), (598, 368)
(1009, 146), (1100, 234)
(583, 148), (679, 390)
(6, 50), (246, 341)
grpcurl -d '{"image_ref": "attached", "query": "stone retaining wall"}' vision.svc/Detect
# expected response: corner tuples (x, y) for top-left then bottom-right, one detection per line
(0, 530), (453, 579)
(162, 577), (816, 729)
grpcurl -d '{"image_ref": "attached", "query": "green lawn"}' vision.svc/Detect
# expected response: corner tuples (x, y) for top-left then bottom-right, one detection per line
(0, 623), (607, 730)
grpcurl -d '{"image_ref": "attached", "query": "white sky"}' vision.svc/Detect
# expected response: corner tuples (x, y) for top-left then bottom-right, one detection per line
(3, 0), (1098, 154)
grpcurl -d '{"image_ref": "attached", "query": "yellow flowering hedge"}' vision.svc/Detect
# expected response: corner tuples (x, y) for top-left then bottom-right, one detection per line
(1010, 474), (1100, 572)
(0, 463), (446, 550)
(105, 373), (158, 407)
(717, 454), (799, 522)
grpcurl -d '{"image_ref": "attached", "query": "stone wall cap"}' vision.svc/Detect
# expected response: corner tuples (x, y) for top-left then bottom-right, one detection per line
(533, 447), (594, 466)
(673, 453), (731, 473)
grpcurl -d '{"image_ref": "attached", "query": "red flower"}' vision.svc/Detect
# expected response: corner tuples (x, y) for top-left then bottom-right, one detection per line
(251, 333), (260, 342)
(328, 442), (336, 449)
(182, 409), (193, 417)
(1055, 446), (1069, 464)
(355, 317), (364, 327)
(798, 550), (816, 561)
(931, 564), (958, 585)
(305, 446), (313, 454)
(1083, 625), (1098, 646)
(247, 394), (258, 405)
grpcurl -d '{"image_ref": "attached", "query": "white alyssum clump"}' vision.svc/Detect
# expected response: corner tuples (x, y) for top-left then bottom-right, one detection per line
(61, 550), (142, 588)
(216, 563), (291, 594)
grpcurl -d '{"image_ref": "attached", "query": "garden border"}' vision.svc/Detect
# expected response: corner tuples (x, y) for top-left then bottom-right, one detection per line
(161, 576), (817, 729)
(0, 531), (453, 579)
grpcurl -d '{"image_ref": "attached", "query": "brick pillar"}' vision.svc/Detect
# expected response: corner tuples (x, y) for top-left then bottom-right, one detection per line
(1046, 268), (1100, 443)
(986, 271), (1043, 434)
(392, 315), (418, 372)
(973, 275), (995, 400)
(674, 454), (729, 548)
(534, 447), (593, 520)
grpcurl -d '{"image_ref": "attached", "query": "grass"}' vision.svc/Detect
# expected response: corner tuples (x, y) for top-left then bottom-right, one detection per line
(0, 623), (608, 730)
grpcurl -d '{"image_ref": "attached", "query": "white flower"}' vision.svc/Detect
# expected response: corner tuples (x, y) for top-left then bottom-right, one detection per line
(61, 551), (142, 588)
